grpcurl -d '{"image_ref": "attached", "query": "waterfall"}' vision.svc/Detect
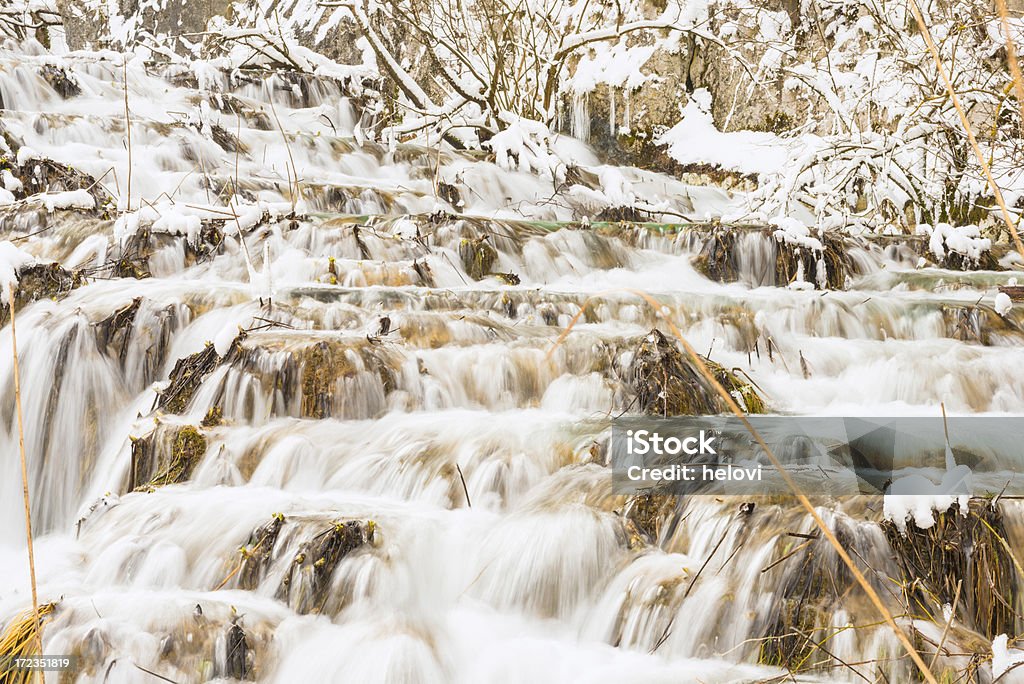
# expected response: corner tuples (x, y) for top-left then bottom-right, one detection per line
(0, 37), (1021, 684)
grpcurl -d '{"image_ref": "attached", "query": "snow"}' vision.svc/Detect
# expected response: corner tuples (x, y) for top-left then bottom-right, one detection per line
(920, 223), (992, 264)
(41, 190), (95, 212)
(485, 115), (561, 179)
(996, 292), (1013, 316)
(0, 240), (36, 304)
(1, 170), (23, 193)
(772, 216), (824, 251)
(213, 324), (239, 356)
(883, 444), (972, 533)
(568, 42), (657, 93)
(15, 146), (40, 165)
(656, 89), (791, 176)
(992, 634), (1024, 680)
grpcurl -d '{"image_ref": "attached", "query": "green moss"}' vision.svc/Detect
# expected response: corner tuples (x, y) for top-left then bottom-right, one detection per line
(201, 405), (224, 427)
(133, 424), (207, 490)
(300, 341), (353, 418)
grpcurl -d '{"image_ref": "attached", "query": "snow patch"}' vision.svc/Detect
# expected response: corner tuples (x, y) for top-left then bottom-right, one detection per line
(883, 445), (972, 533)
(996, 292), (1013, 316)
(919, 223), (991, 264)
(0, 240), (36, 304)
(2, 170), (23, 193)
(41, 189), (95, 212)
(992, 634), (1024, 680)
(16, 146), (40, 165)
(656, 89), (790, 176)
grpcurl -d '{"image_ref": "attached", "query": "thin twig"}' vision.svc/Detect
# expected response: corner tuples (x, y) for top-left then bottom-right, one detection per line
(456, 463), (472, 508)
(929, 579), (962, 669)
(123, 56), (132, 211)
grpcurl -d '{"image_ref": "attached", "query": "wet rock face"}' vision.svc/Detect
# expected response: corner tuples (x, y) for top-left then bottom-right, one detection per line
(458, 236), (498, 280)
(237, 514), (286, 591)
(157, 342), (223, 414)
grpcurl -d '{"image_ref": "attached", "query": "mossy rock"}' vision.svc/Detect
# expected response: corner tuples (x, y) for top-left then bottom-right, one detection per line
(458, 236), (497, 280)
(0, 261), (83, 326)
(623, 493), (680, 546)
(692, 228), (739, 282)
(95, 297), (142, 364)
(295, 339), (397, 418)
(236, 513), (285, 591)
(300, 341), (352, 418)
(157, 342), (222, 414)
(629, 329), (766, 416)
(277, 520), (376, 614)
(130, 423), (207, 490)
(706, 359), (767, 414)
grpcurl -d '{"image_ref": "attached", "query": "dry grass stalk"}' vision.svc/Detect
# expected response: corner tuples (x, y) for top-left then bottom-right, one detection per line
(0, 603), (55, 684)
(123, 56), (132, 211)
(545, 287), (939, 683)
(908, 0), (1024, 262)
(6, 283), (44, 670)
(929, 579), (962, 669)
(995, 0), (1024, 131)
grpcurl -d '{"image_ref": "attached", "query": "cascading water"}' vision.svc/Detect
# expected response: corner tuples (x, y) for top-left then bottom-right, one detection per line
(0, 31), (1022, 684)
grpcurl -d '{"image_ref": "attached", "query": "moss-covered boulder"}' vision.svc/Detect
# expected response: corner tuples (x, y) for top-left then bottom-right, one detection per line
(629, 329), (765, 415)
(458, 236), (497, 280)
(129, 423), (208, 490)
(0, 261), (83, 326)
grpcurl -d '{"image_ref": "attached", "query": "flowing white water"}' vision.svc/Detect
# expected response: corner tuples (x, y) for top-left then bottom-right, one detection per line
(0, 42), (1021, 684)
